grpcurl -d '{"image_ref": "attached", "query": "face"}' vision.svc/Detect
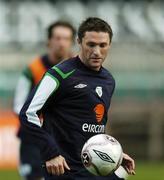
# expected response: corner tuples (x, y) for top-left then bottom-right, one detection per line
(78, 31), (111, 71)
(48, 26), (73, 62)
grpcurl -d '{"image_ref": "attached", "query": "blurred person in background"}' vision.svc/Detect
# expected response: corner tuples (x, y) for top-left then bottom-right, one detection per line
(13, 20), (76, 180)
(19, 17), (135, 180)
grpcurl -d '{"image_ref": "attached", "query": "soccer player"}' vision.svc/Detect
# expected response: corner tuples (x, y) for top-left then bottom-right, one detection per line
(19, 17), (135, 180)
(13, 21), (76, 180)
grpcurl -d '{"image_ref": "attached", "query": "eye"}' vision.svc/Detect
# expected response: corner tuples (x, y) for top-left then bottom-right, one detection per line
(87, 42), (96, 48)
(100, 43), (107, 48)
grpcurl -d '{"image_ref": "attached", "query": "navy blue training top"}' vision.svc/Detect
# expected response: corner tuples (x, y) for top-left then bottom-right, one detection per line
(19, 56), (115, 178)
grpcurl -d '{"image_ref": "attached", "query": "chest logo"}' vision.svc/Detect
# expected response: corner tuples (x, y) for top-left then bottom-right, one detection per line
(74, 83), (87, 89)
(95, 86), (103, 97)
(94, 104), (105, 123)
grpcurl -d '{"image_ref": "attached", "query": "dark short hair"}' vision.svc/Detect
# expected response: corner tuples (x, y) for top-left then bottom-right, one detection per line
(47, 21), (76, 40)
(78, 17), (113, 43)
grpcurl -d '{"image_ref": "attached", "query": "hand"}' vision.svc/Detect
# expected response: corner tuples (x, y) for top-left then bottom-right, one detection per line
(46, 155), (70, 176)
(121, 153), (135, 175)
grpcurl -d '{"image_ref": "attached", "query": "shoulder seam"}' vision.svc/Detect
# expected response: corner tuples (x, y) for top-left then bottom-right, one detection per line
(52, 66), (75, 79)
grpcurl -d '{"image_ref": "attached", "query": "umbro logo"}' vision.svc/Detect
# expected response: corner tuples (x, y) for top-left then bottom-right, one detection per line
(74, 83), (87, 88)
(93, 149), (115, 163)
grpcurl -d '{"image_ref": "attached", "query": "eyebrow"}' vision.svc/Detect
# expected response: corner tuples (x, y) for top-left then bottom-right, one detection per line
(87, 41), (108, 45)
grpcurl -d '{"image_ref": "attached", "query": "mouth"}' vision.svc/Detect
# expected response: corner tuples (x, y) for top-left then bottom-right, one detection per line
(90, 58), (102, 61)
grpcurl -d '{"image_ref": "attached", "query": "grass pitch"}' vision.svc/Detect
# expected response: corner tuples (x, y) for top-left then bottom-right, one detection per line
(0, 162), (164, 180)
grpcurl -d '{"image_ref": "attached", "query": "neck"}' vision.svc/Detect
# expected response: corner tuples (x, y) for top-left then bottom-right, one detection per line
(48, 51), (58, 65)
(48, 51), (69, 65)
(79, 53), (101, 72)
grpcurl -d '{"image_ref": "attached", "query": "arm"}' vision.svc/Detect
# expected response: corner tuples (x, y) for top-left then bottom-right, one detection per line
(13, 67), (33, 115)
(19, 71), (70, 175)
(19, 72), (60, 160)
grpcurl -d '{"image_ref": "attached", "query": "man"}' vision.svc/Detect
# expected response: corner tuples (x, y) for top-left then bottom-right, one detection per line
(13, 21), (76, 180)
(19, 17), (135, 180)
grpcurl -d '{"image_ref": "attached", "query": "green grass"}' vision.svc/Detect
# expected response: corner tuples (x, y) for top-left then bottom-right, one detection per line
(129, 162), (164, 180)
(0, 162), (164, 180)
(0, 169), (20, 180)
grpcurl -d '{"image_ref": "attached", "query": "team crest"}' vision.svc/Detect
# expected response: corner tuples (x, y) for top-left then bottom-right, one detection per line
(95, 86), (103, 97)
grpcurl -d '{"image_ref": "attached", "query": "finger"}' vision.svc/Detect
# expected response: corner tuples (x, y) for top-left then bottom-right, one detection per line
(129, 170), (135, 175)
(127, 157), (135, 170)
(59, 163), (65, 175)
(127, 164), (134, 175)
(54, 165), (60, 176)
(47, 166), (52, 174)
(63, 160), (70, 170)
(129, 161), (135, 172)
(124, 166), (130, 174)
(46, 164), (52, 174)
(128, 167), (136, 175)
(131, 159), (135, 170)
(50, 165), (56, 175)
(131, 170), (136, 175)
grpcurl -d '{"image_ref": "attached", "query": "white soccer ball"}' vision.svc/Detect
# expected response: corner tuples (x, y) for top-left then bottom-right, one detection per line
(81, 134), (123, 176)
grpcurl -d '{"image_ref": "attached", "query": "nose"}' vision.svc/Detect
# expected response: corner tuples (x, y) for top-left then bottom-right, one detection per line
(93, 46), (101, 57)
(58, 39), (67, 49)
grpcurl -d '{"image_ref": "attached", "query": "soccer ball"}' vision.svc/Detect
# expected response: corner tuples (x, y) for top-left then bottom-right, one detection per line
(81, 134), (123, 176)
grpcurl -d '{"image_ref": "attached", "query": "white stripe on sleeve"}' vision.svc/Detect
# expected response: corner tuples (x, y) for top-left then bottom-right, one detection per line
(26, 74), (58, 127)
(13, 75), (31, 114)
